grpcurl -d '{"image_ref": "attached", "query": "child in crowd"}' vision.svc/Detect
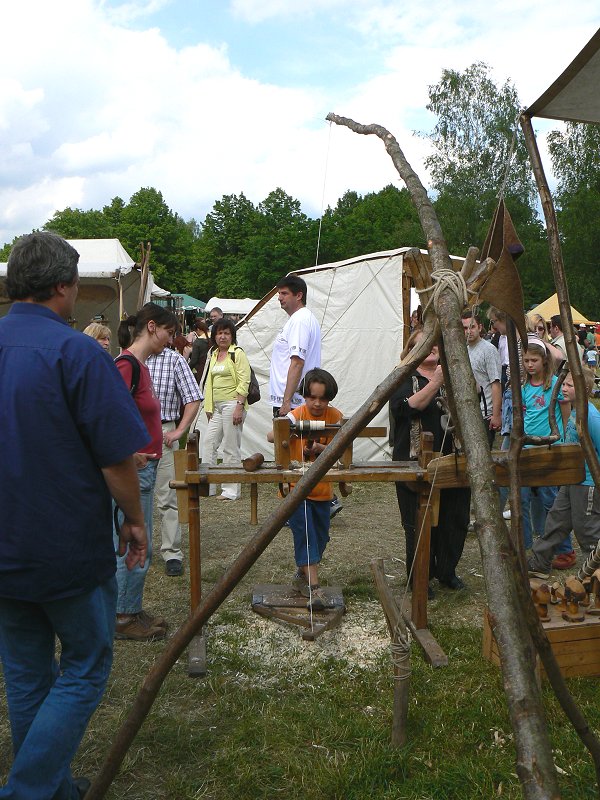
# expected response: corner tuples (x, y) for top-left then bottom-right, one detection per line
(528, 367), (600, 578)
(520, 335), (571, 553)
(267, 368), (342, 610)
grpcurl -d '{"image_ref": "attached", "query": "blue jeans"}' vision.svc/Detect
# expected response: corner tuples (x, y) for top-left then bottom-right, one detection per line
(289, 499), (331, 567)
(0, 577), (116, 800)
(113, 459), (157, 614)
(520, 485), (571, 552)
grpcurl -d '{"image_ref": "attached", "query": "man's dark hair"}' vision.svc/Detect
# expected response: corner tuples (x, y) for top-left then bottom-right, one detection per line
(210, 317), (237, 347)
(275, 275), (307, 305)
(550, 315), (563, 331)
(209, 306), (223, 315)
(299, 368), (338, 401)
(461, 309), (481, 324)
(5, 232), (79, 302)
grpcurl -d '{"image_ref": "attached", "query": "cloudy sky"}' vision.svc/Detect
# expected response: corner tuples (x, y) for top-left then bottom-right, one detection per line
(0, 1), (597, 247)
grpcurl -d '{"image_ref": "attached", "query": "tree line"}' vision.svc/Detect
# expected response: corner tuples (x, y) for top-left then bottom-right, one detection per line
(2, 63), (599, 316)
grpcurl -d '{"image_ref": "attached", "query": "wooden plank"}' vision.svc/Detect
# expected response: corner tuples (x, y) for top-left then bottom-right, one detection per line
(429, 444), (585, 489)
(302, 607), (345, 641)
(252, 584), (344, 609)
(401, 596), (448, 668)
(183, 465), (425, 485)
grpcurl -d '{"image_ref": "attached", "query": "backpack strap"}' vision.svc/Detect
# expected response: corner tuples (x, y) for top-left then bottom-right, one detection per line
(115, 354), (141, 396)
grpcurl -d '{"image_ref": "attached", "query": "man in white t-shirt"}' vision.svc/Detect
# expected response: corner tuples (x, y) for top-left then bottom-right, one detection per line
(461, 310), (502, 446)
(270, 275), (343, 518)
(269, 275), (321, 417)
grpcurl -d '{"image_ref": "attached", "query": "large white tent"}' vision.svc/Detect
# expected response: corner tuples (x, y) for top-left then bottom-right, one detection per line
(0, 238), (152, 353)
(195, 247), (463, 461)
(205, 296), (259, 317)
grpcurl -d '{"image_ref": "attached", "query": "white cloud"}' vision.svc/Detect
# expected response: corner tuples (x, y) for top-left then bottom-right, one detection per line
(0, 0), (597, 249)
(230, 0), (348, 24)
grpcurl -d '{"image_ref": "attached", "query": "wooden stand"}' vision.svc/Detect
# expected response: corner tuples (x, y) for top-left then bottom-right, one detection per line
(172, 431), (584, 672)
(400, 433), (447, 667)
(251, 584), (345, 641)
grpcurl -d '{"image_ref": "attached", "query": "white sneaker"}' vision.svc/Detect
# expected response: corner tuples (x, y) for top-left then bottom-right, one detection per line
(503, 509), (511, 520)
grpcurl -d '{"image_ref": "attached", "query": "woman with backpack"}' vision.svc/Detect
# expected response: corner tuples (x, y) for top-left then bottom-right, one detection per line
(202, 317), (250, 500)
(113, 302), (177, 640)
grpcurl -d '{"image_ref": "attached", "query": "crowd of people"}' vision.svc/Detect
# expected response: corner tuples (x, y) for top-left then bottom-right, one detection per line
(2, 230), (600, 797)
(400, 301), (600, 595)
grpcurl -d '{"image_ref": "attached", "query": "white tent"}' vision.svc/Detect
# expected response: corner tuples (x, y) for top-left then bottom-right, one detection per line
(205, 296), (259, 317)
(0, 238), (151, 353)
(195, 247), (452, 461)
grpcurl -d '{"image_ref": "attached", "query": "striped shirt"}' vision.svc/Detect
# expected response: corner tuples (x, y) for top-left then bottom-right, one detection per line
(146, 347), (202, 422)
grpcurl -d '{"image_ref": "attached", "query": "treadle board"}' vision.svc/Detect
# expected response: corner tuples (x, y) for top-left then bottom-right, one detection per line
(483, 605), (600, 678)
(251, 584), (345, 641)
(252, 583), (344, 608)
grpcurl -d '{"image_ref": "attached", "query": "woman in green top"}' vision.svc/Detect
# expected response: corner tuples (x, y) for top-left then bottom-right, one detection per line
(202, 318), (250, 500)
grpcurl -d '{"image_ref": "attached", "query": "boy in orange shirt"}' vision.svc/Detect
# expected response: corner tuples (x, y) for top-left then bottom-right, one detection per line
(268, 368), (342, 610)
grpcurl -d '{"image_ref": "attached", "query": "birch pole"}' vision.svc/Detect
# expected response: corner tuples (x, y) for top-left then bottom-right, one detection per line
(326, 113), (559, 799)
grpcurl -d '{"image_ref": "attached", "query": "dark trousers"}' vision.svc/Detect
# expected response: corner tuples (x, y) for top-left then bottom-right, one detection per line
(395, 483), (470, 583)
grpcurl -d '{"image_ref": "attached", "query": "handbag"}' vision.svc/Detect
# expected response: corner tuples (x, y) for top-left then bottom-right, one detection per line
(231, 347), (261, 405)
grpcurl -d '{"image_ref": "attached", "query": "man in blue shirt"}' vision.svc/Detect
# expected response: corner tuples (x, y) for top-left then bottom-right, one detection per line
(0, 233), (150, 799)
(528, 368), (600, 579)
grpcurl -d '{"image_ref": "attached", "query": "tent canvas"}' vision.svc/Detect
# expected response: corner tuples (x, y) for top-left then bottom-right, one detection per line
(0, 238), (151, 353)
(529, 293), (594, 326)
(526, 27), (600, 124)
(172, 293), (206, 310)
(195, 247), (463, 462)
(205, 296), (259, 317)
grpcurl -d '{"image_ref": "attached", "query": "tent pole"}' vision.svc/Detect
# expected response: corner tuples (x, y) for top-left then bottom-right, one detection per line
(520, 113), (600, 487)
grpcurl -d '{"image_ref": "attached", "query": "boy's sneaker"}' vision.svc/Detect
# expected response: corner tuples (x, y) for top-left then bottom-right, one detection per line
(330, 496), (343, 519)
(306, 585), (328, 611)
(292, 571), (309, 595)
(527, 559), (550, 580)
(502, 509), (511, 520)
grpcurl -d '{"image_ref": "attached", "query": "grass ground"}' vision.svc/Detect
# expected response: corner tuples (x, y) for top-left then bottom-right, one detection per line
(1, 482), (599, 798)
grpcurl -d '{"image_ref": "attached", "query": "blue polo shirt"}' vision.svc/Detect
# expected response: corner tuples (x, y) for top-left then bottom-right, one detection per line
(0, 303), (149, 602)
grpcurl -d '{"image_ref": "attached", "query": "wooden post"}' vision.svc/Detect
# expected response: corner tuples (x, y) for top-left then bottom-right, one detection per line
(186, 434), (206, 676)
(371, 558), (410, 747)
(250, 482), (258, 525)
(273, 417), (291, 469)
(412, 433), (434, 629)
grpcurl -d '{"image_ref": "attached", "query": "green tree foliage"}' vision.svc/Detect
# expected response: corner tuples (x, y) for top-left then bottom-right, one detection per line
(190, 192), (262, 299)
(41, 189), (196, 292)
(548, 123), (600, 318)
(185, 184), (424, 300)
(422, 62), (553, 306)
(45, 207), (114, 239)
(116, 187), (195, 291)
(317, 185), (424, 264)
